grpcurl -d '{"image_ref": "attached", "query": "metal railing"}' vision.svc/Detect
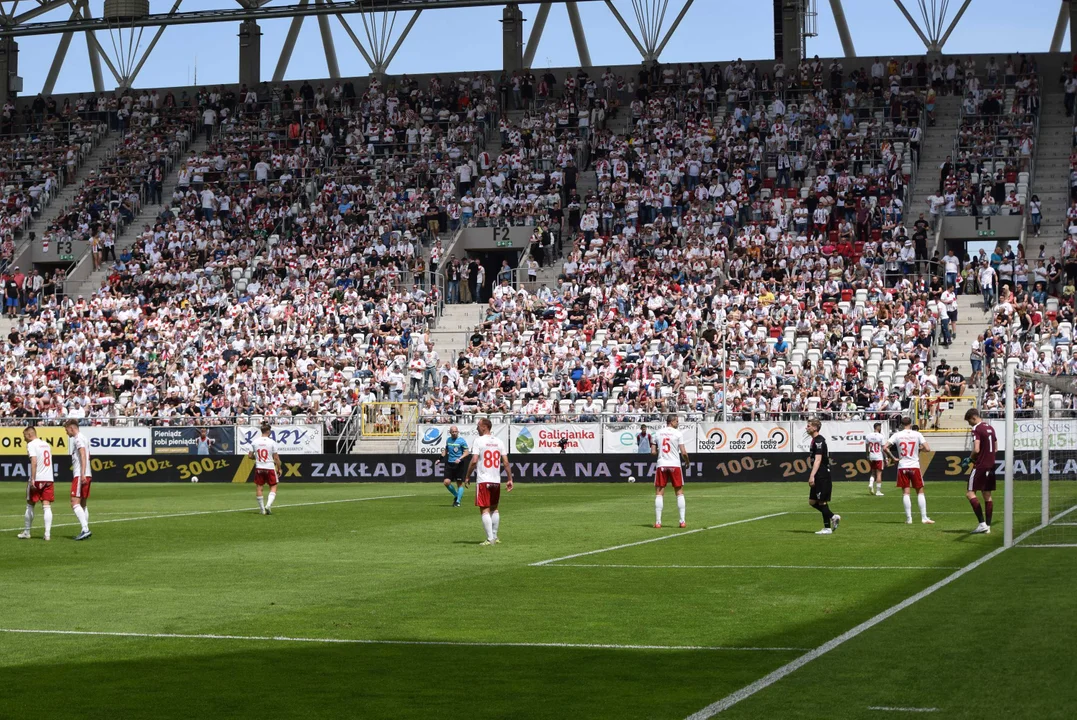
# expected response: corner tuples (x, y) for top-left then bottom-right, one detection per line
(335, 407), (364, 454)
(360, 402), (418, 438)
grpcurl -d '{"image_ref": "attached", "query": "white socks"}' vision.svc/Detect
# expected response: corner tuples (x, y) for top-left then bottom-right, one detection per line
(677, 495), (686, 523)
(258, 496), (265, 512)
(43, 507), (53, 537)
(917, 493), (929, 521)
(491, 510), (500, 539)
(903, 494), (913, 521)
(24, 504), (33, 532)
(266, 491), (276, 509)
(655, 495), (664, 524)
(73, 505), (89, 533)
(481, 512), (494, 541)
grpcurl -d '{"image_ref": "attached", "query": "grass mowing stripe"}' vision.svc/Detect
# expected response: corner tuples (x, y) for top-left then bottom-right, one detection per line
(546, 564), (963, 571)
(529, 512), (790, 567)
(0, 628), (808, 652)
(0, 494), (417, 533)
(685, 503), (1077, 719)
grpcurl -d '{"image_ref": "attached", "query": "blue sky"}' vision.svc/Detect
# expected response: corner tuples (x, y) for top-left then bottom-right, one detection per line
(12, 0), (1068, 95)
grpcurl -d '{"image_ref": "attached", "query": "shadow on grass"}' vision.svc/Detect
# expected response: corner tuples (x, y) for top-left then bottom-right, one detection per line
(0, 639), (785, 720)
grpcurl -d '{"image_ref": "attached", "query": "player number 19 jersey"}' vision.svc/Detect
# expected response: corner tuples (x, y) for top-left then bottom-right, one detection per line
(864, 432), (885, 461)
(472, 435), (506, 484)
(655, 427), (684, 468)
(251, 437), (277, 469)
(27, 438), (54, 483)
(889, 429), (926, 469)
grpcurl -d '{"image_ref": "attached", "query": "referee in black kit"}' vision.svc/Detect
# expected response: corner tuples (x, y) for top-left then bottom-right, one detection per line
(806, 419), (841, 535)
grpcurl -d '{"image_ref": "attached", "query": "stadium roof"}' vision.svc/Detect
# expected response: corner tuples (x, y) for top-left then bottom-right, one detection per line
(0, 0), (1070, 96)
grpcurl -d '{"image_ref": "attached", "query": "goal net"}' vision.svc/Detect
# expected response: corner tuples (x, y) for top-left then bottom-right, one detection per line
(1002, 364), (1077, 548)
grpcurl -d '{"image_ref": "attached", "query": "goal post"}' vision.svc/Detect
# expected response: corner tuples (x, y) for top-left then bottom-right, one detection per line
(1004, 359), (1015, 547)
(1004, 364), (1077, 548)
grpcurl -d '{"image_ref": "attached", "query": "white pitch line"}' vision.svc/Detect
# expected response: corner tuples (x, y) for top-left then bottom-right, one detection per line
(529, 512), (789, 567)
(546, 564), (962, 571)
(868, 707), (939, 713)
(0, 494), (416, 534)
(685, 505), (1077, 719)
(0, 510), (168, 519)
(0, 628), (807, 653)
(1017, 543), (1077, 548)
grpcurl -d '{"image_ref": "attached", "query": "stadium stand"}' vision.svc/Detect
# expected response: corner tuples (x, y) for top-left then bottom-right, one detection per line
(1, 54), (1073, 438)
(420, 58), (950, 425)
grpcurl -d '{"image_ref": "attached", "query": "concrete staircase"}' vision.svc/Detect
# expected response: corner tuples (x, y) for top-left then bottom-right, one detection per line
(908, 95), (962, 234)
(1029, 92), (1071, 259)
(62, 136), (209, 295)
(8, 130), (124, 271)
(431, 302), (484, 359)
(935, 294), (987, 376)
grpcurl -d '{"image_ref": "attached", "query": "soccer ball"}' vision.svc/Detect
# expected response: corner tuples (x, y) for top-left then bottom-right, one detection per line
(191, 476), (199, 483)
(627, 476), (636, 483)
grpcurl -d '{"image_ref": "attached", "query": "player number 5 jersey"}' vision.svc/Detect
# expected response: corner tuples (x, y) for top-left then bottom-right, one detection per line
(27, 438), (55, 483)
(655, 427), (684, 468)
(251, 437), (277, 469)
(864, 432), (885, 461)
(890, 429), (926, 469)
(472, 435), (506, 484)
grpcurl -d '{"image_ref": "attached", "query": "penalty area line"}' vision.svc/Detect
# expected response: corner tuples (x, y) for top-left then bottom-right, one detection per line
(0, 494), (416, 534)
(0, 628), (807, 653)
(529, 512), (790, 567)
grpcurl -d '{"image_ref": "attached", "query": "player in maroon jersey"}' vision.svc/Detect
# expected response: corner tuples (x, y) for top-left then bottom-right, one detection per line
(964, 408), (997, 534)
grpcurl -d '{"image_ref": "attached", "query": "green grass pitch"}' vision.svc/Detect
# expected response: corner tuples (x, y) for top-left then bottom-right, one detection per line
(1, 481), (1074, 720)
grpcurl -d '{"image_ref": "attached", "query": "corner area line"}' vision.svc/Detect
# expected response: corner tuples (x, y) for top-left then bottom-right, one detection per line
(0, 628), (806, 653)
(529, 512), (789, 567)
(0, 495), (416, 533)
(685, 515), (1065, 719)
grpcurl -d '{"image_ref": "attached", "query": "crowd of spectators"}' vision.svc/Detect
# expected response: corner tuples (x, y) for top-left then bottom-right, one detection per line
(933, 57), (1040, 221)
(0, 54), (1068, 434)
(2, 73), (521, 431)
(416, 57), (978, 424)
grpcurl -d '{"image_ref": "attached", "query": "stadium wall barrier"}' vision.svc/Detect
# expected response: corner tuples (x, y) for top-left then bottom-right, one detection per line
(0, 453), (1058, 484)
(420, 420), (876, 455)
(236, 424), (324, 455)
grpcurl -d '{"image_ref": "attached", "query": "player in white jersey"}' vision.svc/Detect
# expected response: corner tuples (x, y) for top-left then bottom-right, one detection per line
(247, 423), (281, 515)
(19, 427), (55, 541)
(466, 417), (513, 545)
(65, 419), (93, 540)
(652, 414), (689, 528)
(883, 416), (934, 525)
(864, 422), (886, 496)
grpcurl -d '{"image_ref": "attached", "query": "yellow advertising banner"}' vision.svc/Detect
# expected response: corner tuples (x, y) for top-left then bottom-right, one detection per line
(0, 427), (70, 455)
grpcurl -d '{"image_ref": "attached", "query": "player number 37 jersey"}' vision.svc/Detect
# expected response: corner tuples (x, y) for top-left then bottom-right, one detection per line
(472, 435), (506, 484)
(655, 427), (684, 468)
(889, 429), (926, 469)
(251, 437), (277, 469)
